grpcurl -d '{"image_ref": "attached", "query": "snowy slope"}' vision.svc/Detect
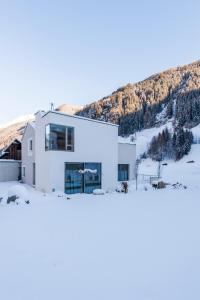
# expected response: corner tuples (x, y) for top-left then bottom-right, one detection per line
(0, 120), (200, 299)
(119, 120), (173, 158)
(0, 181), (200, 300)
(139, 144), (200, 188)
(0, 114), (34, 129)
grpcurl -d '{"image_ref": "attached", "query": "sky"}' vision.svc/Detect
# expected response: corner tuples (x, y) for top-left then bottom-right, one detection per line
(0, 0), (200, 123)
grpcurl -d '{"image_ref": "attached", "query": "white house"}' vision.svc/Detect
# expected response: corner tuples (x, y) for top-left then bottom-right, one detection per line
(22, 110), (136, 194)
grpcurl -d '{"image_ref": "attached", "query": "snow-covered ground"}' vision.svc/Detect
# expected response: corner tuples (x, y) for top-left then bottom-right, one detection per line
(1, 120), (200, 300)
(139, 144), (200, 188)
(1, 142), (200, 300)
(119, 120), (173, 157)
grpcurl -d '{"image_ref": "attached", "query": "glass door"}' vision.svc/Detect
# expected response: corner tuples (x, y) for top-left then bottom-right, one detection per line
(84, 163), (101, 194)
(65, 163), (84, 194)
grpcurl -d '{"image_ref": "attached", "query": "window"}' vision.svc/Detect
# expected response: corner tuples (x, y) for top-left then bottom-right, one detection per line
(45, 124), (74, 151)
(84, 163), (101, 194)
(118, 164), (129, 181)
(23, 166), (26, 177)
(29, 139), (33, 151)
(66, 127), (74, 151)
(65, 162), (101, 194)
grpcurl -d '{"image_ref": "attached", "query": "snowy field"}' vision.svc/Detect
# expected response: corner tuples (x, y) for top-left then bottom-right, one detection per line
(1, 142), (200, 300)
(1, 168), (200, 300)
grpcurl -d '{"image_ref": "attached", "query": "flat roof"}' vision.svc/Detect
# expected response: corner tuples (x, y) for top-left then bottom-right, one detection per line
(118, 142), (136, 146)
(42, 110), (119, 127)
(0, 159), (21, 162)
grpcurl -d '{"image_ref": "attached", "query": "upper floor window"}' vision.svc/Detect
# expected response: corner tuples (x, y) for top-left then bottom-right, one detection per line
(29, 139), (33, 151)
(45, 124), (74, 151)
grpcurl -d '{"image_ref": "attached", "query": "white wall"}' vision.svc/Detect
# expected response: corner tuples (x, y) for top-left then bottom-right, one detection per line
(118, 143), (136, 180)
(0, 161), (21, 182)
(22, 124), (35, 186)
(35, 111), (119, 193)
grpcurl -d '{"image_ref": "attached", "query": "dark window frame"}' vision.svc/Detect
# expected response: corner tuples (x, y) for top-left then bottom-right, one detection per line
(118, 164), (129, 181)
(29, 139), (33, 151)
(22, 166), (26, 177)
(45, 123), (75, 152)
(65, 162), (102, 194)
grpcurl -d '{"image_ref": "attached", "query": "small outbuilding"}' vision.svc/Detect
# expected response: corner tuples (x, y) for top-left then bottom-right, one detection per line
(0, 139), (21, 160)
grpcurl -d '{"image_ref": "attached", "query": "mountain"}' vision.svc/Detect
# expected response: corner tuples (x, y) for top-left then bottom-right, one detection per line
(1, 60), (200, 151)
(76, 60), (200, 135)
(56, 104), (83, 115)
(0, 115), (34, 151)
(0, 104), (83, 151)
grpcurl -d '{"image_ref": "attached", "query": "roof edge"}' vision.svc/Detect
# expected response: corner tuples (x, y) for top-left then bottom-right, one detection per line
(42, 110), (119, 127)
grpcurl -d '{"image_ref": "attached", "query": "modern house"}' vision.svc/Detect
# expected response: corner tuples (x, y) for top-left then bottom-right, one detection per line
(22, 110), (136, 194)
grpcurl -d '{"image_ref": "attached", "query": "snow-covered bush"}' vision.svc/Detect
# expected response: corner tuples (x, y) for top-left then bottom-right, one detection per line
(122, 182), (128, 193)
(8, 185), (28, 200)
(52, 190), (70, 199)
(116, 182), (129, 193)
(93, 189), (105, 195)
(7, 195), (18, 204)
(152, 180), (166, 189)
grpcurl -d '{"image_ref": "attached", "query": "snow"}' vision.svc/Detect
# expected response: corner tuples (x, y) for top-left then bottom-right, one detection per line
(0, 114), (34, 129)
(191, 123), (200, 144)
(8, 184), (29, 200)
(93, 188), (105, 195)
(1, 158), (200, 300)
(1, 119), (200, 299)
(139, 144), (200, 188)
(119, 121), (173, 158)
(79, 168), (97, 174)
(156, 104), (168, 123)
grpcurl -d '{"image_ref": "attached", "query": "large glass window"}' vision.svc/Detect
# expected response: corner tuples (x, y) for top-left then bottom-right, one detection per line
(65, 163), (84, 194)
(45, 124), (74, 151)
(118, 164), (129, 181)
(65, 162), (101, 194)
(84, 163), (101, 194)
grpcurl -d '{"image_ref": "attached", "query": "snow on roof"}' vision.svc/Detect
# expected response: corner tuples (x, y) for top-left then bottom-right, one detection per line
(118, 136), (136, 145)
(21, 121), (36, 141)
(0, 138), (21, 154)
(42, 110), (119, 127)
(29, 121), (35, 129)
(0, 159), (21, 162)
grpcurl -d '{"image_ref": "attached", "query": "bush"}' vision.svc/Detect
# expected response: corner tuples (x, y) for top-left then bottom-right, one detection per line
(122, 182), (128, 193)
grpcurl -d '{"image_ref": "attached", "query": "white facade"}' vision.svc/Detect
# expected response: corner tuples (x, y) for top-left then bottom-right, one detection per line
(22, 122), (35, 186)
(118, 143), (136, 181)
(22, 110), (136, 194)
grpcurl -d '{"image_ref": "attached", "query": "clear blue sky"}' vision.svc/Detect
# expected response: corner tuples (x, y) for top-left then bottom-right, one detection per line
(0, 0), (200, 123)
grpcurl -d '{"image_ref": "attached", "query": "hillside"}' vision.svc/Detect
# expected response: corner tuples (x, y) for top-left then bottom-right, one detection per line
(0, 115), (34, 151)
(1, 60), (200, 151)
(1, 143), (200, 299)
(76, 60), (200, 135)
(0, 104), (82, 151)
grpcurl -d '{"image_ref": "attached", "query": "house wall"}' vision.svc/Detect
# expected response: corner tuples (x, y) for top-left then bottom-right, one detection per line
(118, 143), (136, 180)
(22, 124), (35, 186)
(0, 160), (21, 182)
(35, 111), (119, 193)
